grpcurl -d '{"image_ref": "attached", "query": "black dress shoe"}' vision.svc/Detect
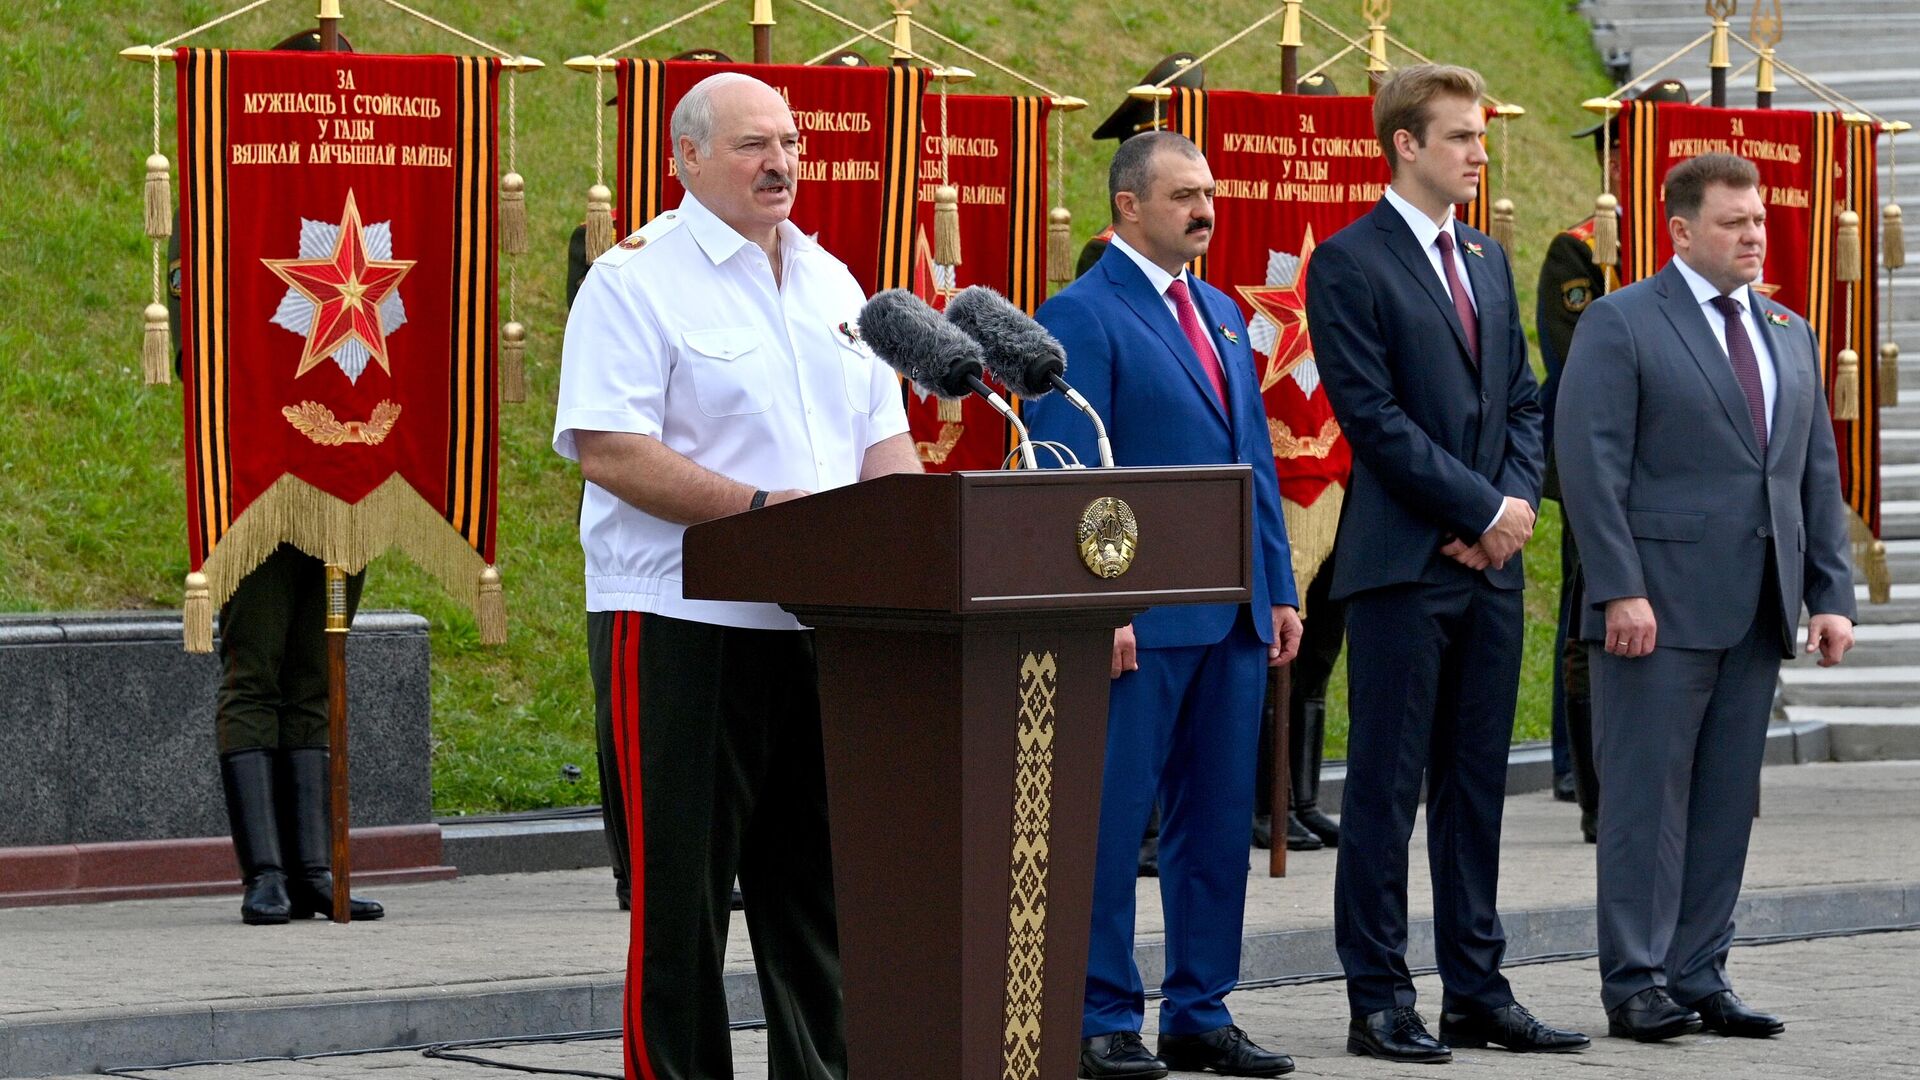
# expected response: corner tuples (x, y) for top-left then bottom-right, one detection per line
(1158, 1025), (1294, 1076)
(1285, 813), (1324, 851)
(1295, 806), (1340, 847)
(1580, 810), (1597, 845)
(1440, 1002), (1590, 1053)
(1553, 773), (1578, 802)
(1252, 813), (1274, 850)
(1606, 987), (1702, 1042)
(1683, 990), (1784, 1037)
(1080, 1032), (1168, 1078)
(1347, 1006), (1452, 1063)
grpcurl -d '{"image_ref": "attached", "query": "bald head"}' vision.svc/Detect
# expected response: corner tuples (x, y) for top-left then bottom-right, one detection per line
(674, 73), (800, 242)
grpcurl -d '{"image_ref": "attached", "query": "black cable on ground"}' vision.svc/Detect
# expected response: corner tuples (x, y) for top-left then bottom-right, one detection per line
(100, 922), (1920, 1078)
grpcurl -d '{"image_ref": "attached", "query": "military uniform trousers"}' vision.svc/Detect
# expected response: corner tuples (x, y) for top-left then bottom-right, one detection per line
(216, 543), (365, 753)
(588, 610), (845, 1080)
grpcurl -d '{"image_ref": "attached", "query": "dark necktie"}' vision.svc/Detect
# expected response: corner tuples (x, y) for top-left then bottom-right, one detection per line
(1709, 294), (1769, 456)
(1434, 230), (1479, 362)
(1166, 277), (1228, 408)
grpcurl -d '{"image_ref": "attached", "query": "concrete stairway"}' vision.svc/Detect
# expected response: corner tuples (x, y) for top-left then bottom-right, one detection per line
(1583, 0), (1920, 759)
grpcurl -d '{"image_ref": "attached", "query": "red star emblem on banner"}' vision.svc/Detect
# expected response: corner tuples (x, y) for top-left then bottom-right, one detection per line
(1237, 225), (1318, 392)
(263, 190), (416, 379)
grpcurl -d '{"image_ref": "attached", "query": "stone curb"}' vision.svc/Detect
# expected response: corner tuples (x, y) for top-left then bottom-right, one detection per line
(6, 878), (1912, 1078)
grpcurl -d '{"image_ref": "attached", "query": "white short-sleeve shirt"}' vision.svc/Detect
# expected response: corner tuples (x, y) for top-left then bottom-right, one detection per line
(553, 194), (910, 629)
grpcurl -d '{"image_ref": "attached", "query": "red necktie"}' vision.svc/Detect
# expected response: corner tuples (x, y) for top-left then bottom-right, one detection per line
(1434, 230), (1479, 363)
(1166, 277), (1228, 408)
(1710, 294), (1769, 455)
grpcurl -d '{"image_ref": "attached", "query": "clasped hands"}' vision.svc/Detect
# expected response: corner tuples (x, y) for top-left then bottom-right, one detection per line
(1439, 496), (1536, 572)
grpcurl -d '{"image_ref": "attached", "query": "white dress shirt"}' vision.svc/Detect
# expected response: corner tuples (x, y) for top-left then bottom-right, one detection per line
(1384, 184), (1477, 313)
(1671, 254), (1778, 439)
(553, 193), (910, 628)
(1106, 232), (1223, 367)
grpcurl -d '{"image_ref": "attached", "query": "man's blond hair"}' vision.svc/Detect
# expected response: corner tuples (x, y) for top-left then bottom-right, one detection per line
(1373, 64), (1486, 172)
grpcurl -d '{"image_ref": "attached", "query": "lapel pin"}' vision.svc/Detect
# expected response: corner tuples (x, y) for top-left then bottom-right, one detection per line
(1219, 324), (1240, 346)
(1765, 310), (1789, 328)
(837, 320), (863, 345)
(1464, 241), (1485, 258)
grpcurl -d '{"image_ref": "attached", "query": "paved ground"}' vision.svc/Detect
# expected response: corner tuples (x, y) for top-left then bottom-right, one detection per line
(5, 762), (1916, 1022)
(56, 931), (1920, 1079)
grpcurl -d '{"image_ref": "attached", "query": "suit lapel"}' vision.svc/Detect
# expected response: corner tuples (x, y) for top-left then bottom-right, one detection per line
(1100, 249), (1231, 429)
(1460, 229), (1502, 392)
(1656, 263), (1765, 465)
(1373, 202), (1475, 366)
(1751, 297), (1800, 472)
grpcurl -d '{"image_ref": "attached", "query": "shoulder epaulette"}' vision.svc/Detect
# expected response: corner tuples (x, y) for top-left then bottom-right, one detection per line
(594, 210), (687, 268)
(1565, 216), (1597, 243)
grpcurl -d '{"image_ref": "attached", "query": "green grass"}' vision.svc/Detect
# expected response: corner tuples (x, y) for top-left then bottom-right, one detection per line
(1, 1), (1610, 811)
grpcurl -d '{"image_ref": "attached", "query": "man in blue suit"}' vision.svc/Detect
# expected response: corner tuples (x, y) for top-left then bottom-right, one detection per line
(1306, 65), (1588, 1063)
(1026, 131), (1303, 1080)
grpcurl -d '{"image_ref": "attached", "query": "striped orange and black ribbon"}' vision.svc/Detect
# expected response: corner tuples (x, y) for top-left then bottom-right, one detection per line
(446, 55), (500, 561)
(1622, 100), (1661, 283)
(1807, 112), (1840, 372)
(1005, 96), (1050, 314)
(616, 59), (671, 237)
(1843, 121), (1881, 531)
(1459, 165), (1491, 234)
(1171, 87), (1208, 282)
(876, 65), (925, 291)
(180, 47), (232, 565)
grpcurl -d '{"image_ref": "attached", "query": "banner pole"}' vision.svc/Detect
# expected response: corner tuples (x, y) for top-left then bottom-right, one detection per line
(751, 0), (774, 64)
(1278, 0), (1301, 92)
(318, 0), (342, 52)
(323, 564), (353, 924)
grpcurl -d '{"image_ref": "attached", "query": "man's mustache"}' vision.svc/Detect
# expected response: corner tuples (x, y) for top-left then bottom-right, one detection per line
(1186, 218), (1213, 234)
(756, 172), (793, 192)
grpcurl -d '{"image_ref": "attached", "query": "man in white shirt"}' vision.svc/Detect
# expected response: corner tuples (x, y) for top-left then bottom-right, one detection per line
(1556, 152), (1854, 1043)
(553, 71), (920, 1080)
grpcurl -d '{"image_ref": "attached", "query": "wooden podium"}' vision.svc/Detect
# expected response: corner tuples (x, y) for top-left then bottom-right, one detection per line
(684, 465), (1254, 1080)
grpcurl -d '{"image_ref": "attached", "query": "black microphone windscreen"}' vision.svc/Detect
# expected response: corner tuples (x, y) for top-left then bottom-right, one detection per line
(943, 286), (1066, 398)
(857, 289), (984, 398)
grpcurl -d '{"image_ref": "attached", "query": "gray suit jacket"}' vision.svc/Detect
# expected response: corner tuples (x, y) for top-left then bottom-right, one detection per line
(1555, 260), (1856, 656)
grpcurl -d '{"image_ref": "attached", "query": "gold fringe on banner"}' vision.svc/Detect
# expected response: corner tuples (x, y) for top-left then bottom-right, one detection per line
(143, 303), (172, 386)
(1883, 341), (1901, 406)
(1592, 193), (1619, 268)
(182, 571), (213, 654)
(1281, 486), (1344, 621)
(1853, 512), (1891, 604)
(500, 321), (527, 403)
(145, 153), (172, 240)
(500, 172), (528, 256)
(477, 565), (506, 645)
(933, 184), (962, 268)
(195, 474), (497, 643)
(938, 396), (965, 423)
(1837, 209), (1862, 282)
(1047, 206), (1073, 282)
(1490, 198), (1515, 253)
(585, 183), (615, 261)
(1886, 203), (1905, 269)
(1834, 348), (1862, 420)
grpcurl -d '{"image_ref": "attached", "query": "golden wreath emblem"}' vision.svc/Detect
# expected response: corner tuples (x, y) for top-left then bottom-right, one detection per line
(1077, 496), (1140, 578)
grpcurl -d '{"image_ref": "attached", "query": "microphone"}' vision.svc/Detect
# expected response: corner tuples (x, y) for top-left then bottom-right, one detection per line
(943, 286), (1114, 467)
(857, 289), (1038, 469)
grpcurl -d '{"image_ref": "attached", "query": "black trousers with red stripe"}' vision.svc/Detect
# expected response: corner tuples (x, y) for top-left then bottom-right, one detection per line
(588, 611), (846, 1080)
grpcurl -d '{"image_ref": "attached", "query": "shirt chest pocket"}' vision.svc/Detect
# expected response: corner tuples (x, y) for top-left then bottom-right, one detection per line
(681, 328), (773, 417)
(837, 341), (875, 415)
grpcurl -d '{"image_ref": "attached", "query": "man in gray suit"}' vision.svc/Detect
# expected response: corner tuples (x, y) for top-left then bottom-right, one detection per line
(1557, 152), (1856, 1043)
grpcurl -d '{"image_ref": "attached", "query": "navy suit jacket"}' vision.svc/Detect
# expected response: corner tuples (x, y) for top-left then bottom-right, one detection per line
(1306, 199), (1544, 599)
(1025, 242), (1298, 649)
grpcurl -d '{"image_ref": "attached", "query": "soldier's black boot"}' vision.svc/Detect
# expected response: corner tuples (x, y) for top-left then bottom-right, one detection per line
(1291, 698), (1340, 847)
(279, 748), (385, 920)
(220, 749), (291, 925)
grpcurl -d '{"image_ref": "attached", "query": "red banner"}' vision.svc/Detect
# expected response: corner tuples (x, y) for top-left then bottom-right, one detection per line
(615, 59), (924, 295)
(175, 48), (502, 643)
(905, 94), (1052, 471)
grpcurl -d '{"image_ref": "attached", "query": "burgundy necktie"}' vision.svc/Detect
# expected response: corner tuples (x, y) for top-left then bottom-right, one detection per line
(1434, 230), (1479, 363)
(1166, 277), (1229, 409)
(1709, 294), (1769, 455)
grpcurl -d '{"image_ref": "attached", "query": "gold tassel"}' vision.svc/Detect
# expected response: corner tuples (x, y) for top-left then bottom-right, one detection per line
(1837, 209), (1862, 282)
(1868, 540), (1892, 605)
(500, 172), (528, 256)
(938, 396), (964, 422)
(183, 571), (213, 654)
(1490, 198), (1515, 253)
(585, 183), (615, 262)
(1048, 206), (1073, 282)
(477, 565), (506, 645)
(1882, 341), (1901, 406)
(933, 185), (962, 268)
(1885, 203), (1905, 269)
(143, 302), (171, 386)
(1592, 193), (1619, 268)
(1833, 348), (1861, 420)
(500, 321), (527, 404)
(144, 153), (172, 240)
